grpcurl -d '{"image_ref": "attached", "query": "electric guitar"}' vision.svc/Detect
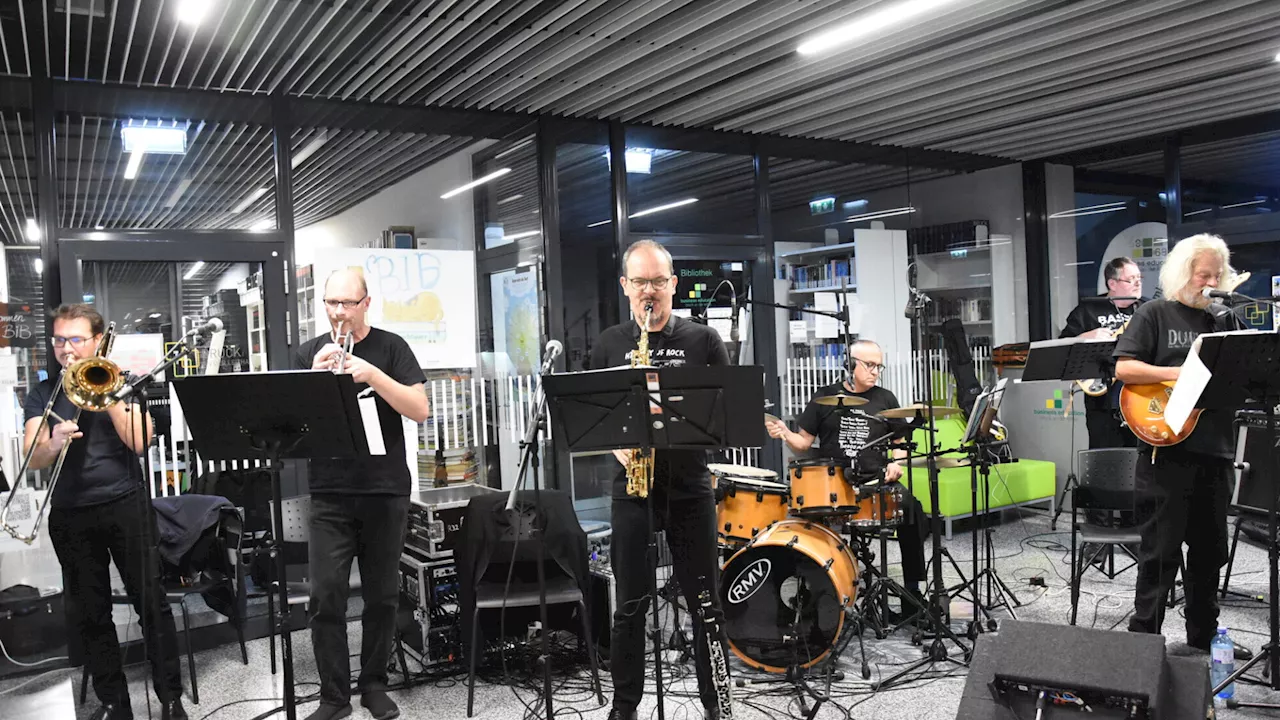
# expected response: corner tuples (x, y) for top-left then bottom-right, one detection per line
(1118, 380), (1203, 447)
(1075, 320), (1129, 397)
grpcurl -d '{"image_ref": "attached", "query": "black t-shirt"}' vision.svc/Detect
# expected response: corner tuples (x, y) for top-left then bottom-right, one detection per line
(796, 382), (899, 476)
(589, 314), (730, 499)
(1113, 300), (1234, 459)
(23, 373), (144, 509)
(294, 327), (426, 495)
(1060, 296), (1142, 411)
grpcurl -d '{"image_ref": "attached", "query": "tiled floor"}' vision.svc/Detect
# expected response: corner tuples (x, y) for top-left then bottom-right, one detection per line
(3, 508), (1278, 719)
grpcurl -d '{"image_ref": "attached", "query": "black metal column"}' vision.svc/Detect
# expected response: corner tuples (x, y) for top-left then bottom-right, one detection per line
(1022, 161), (1052, 341)
(752, 151), (782, 473)
(28, 13), (60, 332)
(269, 93), (296, 367)
(537, 117), (567, 490)
(1164, 135), (1182, 246)
(609, 121), (629, 317)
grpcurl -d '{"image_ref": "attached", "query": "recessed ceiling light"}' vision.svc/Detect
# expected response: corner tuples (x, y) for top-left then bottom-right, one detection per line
(25, 218), (41, 242)
(798, 0), (959, 55)
(121, 121), (189, 155)
(123, 151), (144, 180)
(231, 187), (269, 214)
(250, 219), (274, 232)
(440, 168), (512, 199)
(291, 131), (328, 169)
(183, 261), (205, 280)
(35, 258), (44, 275)
(176, 0), (210, 26)
(163, 178), (194, 209)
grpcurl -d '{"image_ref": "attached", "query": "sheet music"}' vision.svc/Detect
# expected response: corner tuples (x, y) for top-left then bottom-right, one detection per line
(814, 293), (839, 339)
(1165, 329), (1260, 433)
(358, 388), (386, 455)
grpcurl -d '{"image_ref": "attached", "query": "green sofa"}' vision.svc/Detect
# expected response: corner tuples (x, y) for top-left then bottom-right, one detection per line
(903, 416), (1057, 538)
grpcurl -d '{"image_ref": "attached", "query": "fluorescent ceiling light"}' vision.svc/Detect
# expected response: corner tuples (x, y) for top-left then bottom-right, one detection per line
(291, 132), (328, 169)
(843, 206), (917, 223)
(1275, 51), (1280, 63)
(502, 231), (540, 241)
(124, 151), (144, 180)
(798, 0), (959, 55)
(493, 138), (533, 160)
(121, 121), (189, 155)
(250, 219), (274, 232)
(176, 0), (209, 26)
(497, 194), (524, 205)
(149, 313), (162, 319)
(603, 148), (655, 174)
(440, 168), (512, 199)
(1183, 208), (1214, 217)
(231, 187), (269, 214)
(1065, 261), (1096, 267)
(629, 197), (698, 218)
(183, 261), (205, 280)
(1048, 201), (1127, 219)
(94, 225), (104, 230)
(1220, 199), (1267, 209)
(34, 258), (44, 275)
(25, 218), (41, 242)
(843, 199), (869, 210)
(585, 197), (700, 227)
(163, 178), (194, 209)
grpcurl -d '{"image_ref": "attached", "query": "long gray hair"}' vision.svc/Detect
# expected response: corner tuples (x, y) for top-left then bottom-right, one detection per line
(1159, 234), (1231, 300)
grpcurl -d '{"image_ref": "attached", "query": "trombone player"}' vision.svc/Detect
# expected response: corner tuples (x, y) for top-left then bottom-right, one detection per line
(22, 304), (185, 720)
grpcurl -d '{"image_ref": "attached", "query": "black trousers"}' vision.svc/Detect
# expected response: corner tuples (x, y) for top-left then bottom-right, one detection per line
(1128, 447), (1231, 645)
(894, 488), (928, 585)
(308, 494), (410, 706)
(610, 487), (724, 713)
(48, 490), (183, 707)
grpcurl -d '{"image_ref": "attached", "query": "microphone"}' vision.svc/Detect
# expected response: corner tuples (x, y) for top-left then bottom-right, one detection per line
(539, 339), (563, 375)
(1202, 287), (1256, 305)
(185, 316), (224, 338)
(728, 283), (739, 345)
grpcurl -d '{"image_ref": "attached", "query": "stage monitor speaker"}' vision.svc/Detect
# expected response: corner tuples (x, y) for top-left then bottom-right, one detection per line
(1233, 410), (1278, 517)
(956, 621), (1211, 720)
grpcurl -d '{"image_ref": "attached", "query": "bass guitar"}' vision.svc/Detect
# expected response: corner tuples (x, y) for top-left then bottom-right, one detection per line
(1075, 320), (1129, 397)
(1118, 380), (1203, 447)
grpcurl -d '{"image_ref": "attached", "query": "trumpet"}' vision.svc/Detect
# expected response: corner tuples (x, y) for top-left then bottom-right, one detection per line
(2, 323), (126, 544)
(332, 320), (355, 374)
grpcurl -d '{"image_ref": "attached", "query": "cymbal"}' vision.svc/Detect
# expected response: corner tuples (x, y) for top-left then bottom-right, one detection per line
(814, 394), (869, 407)
(897, 456), (971, 469)
(877, 404), (962, 419)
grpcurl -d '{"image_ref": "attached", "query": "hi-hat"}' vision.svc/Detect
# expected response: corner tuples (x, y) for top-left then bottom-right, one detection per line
(896, 456), (971, 469)
(877, 404), (962, 419)
(814, 394), (869, 407)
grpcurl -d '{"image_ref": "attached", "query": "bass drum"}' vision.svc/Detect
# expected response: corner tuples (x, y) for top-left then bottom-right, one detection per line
(720, 519), (858, 673)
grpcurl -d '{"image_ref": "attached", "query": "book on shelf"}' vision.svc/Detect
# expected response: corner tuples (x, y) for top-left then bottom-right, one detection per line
(791, 258), (854, 290)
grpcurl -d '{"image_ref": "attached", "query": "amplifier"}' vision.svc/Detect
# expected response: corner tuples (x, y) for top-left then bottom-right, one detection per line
(399, 549), (457, 611)
(396, 606), (461, 669)
(408, 483), (501, 559)
(1234, 411), (1279, 516)
(589, 564), (617, 654)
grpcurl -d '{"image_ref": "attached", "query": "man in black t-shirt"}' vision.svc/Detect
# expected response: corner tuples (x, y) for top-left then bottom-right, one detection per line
(1113, 234), (1241, 653)
(1060, 256), (1143, 449)
(767, 340), (927, 612)
(294, 269), (429, 720)
(590, 240), (729, 720)
(22, 304), (185, 720)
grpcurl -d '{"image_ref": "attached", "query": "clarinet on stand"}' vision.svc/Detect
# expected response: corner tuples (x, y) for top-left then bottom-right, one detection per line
(696, 576), (733, 720)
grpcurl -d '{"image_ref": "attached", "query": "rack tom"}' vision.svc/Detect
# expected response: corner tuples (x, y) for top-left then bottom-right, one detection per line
(710, 464), (788, 547)
(787, 458), (859, 517)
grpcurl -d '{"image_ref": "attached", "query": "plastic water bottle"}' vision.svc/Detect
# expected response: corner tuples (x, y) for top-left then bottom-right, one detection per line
(1210, 627), (1235, 706)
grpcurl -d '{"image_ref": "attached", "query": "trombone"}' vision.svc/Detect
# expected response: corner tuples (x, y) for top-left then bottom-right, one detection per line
(332, 320), (355, 374)
(1, 323), (127, 544)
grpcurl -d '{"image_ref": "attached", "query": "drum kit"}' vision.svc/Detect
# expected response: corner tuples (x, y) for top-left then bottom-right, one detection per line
(708, 402), (964, 689)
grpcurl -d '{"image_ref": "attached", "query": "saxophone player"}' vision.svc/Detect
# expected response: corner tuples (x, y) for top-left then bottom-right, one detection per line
(589, 240), (730, 720)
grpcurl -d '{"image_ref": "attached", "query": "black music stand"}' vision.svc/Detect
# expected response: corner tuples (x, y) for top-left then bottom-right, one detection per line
(1022, 337), (1118, 531)
(1185, 332), (1280, 707)
(174, 370), (368, 720)
(544, 364), (764, 720)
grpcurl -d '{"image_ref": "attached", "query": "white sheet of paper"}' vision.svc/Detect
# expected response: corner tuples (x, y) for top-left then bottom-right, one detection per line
(706, 306), (733, 343)
(358, 391), (386, 455)
(814, 292), (839, 339)
(789, 320), (808, 344)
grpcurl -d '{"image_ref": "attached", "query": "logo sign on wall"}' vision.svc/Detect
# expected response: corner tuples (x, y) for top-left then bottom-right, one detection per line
(314, 248), (477, 369)
(1096, 222), (1168, 295)
(0, 302), (37, 348)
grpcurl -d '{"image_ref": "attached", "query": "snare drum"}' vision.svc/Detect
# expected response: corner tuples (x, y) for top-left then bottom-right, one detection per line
(848, 483), (905, 528)
(710, 464), (788, 547)
(787, 458), (859, 517)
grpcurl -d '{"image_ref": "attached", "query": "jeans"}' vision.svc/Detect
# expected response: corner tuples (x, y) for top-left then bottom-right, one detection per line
(1127, 447), (1230, 644)
(48, 490), (183, 707)
(610, 486), (724, 713)
(308, 494), (410, 706)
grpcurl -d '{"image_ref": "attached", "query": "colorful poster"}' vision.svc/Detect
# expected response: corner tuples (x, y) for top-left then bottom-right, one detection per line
(501, 269), (540, 375)
(0, 302), (38, 348)
(314, 248), (477, 369)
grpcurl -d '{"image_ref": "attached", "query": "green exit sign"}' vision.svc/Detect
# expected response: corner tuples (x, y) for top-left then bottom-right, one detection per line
(809, 197), (835, 215)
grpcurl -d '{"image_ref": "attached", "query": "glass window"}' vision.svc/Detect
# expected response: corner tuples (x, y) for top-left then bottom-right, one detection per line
(624, 148), (757, 236)
(475, 136), (539, 250)
(557, 142), (617, 371)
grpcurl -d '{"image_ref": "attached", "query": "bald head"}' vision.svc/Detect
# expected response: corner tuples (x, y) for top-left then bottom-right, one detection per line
(325, 268), (368, 297)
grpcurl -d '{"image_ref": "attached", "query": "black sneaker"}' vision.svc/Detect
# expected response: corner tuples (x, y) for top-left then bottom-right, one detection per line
(360, 689), (399, 720)
(608, 709), (639, 720)
(88, 704), (133, 720)
(161, 699), (188, 720)
(303, 703), (352, 720)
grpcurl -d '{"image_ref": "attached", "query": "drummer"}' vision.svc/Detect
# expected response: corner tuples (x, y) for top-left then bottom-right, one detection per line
(766, 339), (928, 611)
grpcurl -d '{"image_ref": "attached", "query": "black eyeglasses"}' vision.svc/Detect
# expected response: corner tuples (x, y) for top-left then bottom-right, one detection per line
(853, 358), (885, 374)
(52, 336), (94, 348)
(627, 277), (672, 291)
(323, 296), (367, 310)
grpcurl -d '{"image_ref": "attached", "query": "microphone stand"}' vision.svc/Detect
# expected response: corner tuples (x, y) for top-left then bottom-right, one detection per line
(503, 346), (561, 720)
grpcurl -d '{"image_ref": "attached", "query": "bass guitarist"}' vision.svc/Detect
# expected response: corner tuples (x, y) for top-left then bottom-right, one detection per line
(1112, 234), (1244, 655)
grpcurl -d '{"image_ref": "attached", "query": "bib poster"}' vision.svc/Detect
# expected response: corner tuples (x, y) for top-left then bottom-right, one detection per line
(314, 248), (477, 369)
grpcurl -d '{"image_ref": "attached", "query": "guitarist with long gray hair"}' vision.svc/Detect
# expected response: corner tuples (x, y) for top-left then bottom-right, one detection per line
(1112, 234), (1246, 656)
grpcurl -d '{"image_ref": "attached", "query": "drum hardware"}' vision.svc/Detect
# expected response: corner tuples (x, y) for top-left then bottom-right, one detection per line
(896, 455), (970, 469)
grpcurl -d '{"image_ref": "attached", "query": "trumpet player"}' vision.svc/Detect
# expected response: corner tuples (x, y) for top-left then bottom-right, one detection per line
(22, 304), (185, 720)
(590, 240), (730, 720)
(294, 268), (429, 720)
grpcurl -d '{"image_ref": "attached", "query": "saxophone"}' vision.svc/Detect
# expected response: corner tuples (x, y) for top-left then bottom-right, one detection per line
(625, 302), (655, 498)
